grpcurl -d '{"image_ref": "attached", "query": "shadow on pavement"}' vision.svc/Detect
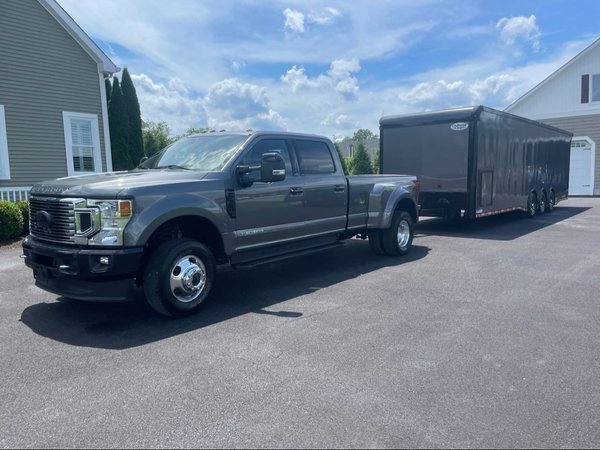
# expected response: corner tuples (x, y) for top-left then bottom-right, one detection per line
(20, 240), (430, 350)
(415, 206), (589, 241)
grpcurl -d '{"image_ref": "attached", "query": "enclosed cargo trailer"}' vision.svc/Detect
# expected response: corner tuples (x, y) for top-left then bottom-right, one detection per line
(380, 106), (572, 219)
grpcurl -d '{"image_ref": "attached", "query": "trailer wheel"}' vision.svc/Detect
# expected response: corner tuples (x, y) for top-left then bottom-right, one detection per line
(539, 192), (547, 214)
(143, 238), (216, 317)
(368, 230), (386, 255)
(382, 210), (413, 256)
(547, 190), (555, 212)
(527, 192), (537, 217)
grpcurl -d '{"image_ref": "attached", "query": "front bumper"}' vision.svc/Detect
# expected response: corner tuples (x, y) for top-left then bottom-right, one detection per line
(22, 236), (144, 302)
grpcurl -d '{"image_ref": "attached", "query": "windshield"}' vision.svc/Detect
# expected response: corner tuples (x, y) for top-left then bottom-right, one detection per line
(141, 135), (247, 171)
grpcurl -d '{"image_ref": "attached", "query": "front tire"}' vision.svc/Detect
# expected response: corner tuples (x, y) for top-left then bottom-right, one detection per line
(143, 239), (216, 317)
(381, 210), (414, 256)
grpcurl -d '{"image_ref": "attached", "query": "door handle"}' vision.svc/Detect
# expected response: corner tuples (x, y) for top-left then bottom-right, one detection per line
(334, 184), (346, 192)
(289, 186), (304, 195)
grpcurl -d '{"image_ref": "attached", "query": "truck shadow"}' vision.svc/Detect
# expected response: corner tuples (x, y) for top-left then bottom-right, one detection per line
(19, 241), (430, 350)
(415, 206), (590, 241)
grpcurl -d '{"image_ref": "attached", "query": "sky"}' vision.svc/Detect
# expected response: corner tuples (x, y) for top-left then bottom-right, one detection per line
(58, 0), (600, 139)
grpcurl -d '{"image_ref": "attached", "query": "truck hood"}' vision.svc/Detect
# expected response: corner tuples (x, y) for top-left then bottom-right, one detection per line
(30, 170), (212, 197)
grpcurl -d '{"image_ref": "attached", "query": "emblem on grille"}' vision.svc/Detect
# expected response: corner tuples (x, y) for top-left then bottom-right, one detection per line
(35, 210), (54, 230)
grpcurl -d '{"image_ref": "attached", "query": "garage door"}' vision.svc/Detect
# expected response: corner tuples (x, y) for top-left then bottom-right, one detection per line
(569, 139), (594, 195)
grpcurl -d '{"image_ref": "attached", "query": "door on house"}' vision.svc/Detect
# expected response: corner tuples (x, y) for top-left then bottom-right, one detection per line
(569, 139), (594, 195)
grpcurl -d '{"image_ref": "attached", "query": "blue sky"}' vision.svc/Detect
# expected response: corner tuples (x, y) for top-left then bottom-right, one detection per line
(58, 0), (600, 138)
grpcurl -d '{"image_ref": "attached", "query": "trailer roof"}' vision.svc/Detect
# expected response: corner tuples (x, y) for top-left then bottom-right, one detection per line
(380, 106), (482, 127)
(380, 105), (572, 137)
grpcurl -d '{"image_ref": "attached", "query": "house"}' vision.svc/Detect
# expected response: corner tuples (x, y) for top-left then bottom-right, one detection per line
(505, 37), (600, 196)
(336, 137), (380, 161)
(0, 0), (119, 201)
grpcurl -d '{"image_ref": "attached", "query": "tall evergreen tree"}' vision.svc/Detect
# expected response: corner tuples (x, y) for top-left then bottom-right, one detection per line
(104, 77), (112, 103)
(120, 68), (144, 162)
(109, 78), (132, 170)
(350, 142), (373, 174)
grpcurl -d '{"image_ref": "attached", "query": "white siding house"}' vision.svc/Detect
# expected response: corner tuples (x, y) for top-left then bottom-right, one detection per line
(506, 38), (600, 196)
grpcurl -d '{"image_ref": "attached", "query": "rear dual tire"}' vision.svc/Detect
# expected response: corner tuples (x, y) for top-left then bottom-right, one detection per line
(369, 210), (414, 256)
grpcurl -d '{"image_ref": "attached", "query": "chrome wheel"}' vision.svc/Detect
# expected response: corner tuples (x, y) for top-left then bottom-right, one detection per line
(397, 219), (411, 249)
(539, 194), (547, 214)
(169, 255), (207, 303)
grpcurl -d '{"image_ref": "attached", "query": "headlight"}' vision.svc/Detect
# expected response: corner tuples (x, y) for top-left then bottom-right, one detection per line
(78, 199), (132, 246)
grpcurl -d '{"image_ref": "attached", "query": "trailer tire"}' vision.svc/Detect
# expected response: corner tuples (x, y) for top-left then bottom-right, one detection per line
(526, 192), (537, 217)
(143, 238), (216, 317)
(382, 210), (413, 256)
(368, 230), (386, 255)
(547, 190), (555, 212)
(539, 192), (547, 214)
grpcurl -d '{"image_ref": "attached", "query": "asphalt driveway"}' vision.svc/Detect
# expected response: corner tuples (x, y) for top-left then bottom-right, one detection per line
(1, 197), (599, 448)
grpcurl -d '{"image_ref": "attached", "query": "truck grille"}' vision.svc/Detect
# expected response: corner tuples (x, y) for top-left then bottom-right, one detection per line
(29, 197), (75, 243)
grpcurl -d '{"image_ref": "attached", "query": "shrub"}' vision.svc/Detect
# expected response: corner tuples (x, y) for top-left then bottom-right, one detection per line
(0, 201), (24, 241)
(16, 200), (29, 236)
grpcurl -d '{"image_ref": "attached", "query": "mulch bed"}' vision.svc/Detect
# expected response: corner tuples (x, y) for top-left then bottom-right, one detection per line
(0, 237), (24, 250)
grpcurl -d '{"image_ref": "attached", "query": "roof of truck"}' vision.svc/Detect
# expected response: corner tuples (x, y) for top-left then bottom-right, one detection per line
(187, 130), (331, 141)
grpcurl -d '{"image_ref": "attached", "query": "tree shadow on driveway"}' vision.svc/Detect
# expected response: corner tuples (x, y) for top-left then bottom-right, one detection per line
(20, 240), (429, 350)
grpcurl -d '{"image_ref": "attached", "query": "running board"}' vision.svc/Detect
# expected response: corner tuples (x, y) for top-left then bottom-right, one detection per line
(232, 242), (343, 270)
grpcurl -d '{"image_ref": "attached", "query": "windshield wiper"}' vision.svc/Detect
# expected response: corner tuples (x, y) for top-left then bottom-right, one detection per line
(155, 165), (192, 170)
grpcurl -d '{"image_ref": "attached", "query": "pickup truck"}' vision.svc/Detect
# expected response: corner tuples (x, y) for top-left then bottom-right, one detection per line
(22, 131), (419, 317)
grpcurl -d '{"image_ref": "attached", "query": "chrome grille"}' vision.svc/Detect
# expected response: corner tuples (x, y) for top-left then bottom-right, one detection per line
(29, 197), (75, 243)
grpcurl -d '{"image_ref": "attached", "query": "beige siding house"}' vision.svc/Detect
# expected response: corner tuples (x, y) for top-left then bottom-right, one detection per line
(0, 0), (118, 201)
(506, 38), (600, 196)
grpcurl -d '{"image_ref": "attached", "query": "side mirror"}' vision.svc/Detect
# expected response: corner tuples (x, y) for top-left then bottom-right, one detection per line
(260, 152), (286, 182)
(139, 156), (148, 164)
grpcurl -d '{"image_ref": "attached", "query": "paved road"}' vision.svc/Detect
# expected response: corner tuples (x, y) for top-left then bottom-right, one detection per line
(1, 198), (599, 448)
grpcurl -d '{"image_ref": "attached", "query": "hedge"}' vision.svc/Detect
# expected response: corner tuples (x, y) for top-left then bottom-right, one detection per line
(16, 200), (29, 236)
(0, 201), (24, 241)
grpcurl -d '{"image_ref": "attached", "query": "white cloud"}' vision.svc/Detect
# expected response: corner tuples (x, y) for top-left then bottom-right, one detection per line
(281, 57), (361, 100)
(280, 66), (327, 91)
(496, 15), (541, 51)
(204, 78), (286, 131)
(308, 7), (342, 25)
(320, 113), (356, 128)
(400, 80), (465, 105)
(469, 74), (518, 102)
(283, 8), (305, 33)
(131, 73), (207, 134)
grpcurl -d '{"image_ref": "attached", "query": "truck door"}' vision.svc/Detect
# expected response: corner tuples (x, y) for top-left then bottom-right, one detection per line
(293, 138), (348, 236)
(233, 138), (305, 251)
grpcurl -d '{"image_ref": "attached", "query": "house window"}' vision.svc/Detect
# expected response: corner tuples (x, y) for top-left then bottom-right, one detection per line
(62, 111), (102, 175)
(582, 73), (600, 103)
(592, 74), (600, 102)
(0, 105), (10, 180)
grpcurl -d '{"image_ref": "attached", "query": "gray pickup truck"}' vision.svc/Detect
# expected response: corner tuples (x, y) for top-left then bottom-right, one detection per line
(22, 131), (419, 316)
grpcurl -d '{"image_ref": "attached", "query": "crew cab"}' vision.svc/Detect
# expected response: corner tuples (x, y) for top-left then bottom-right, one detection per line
(23, 131), (419, 316)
